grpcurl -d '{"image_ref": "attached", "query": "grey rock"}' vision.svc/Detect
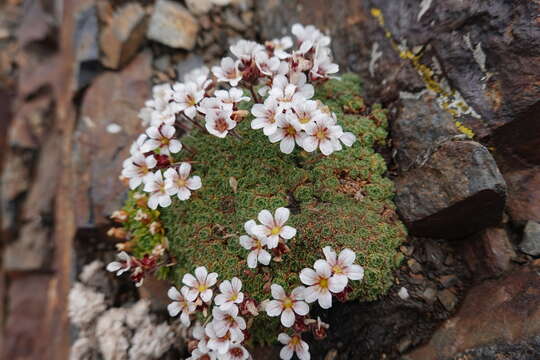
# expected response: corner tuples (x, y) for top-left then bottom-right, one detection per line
(395, 140), (506, 239)
(176, 54), (204, 81)
(520, 221), (540, 256)
(147, 0), (199, 50)
(74, 3), (102, 90)
(392, 92), (460, 171)
(185, 0), (213, 15)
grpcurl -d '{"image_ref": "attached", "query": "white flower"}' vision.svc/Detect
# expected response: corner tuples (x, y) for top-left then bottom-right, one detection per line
(205, 322), (242, 354)
(339, 132), (356, 147)
(269, 36), (293, 59)
(255, 207), (297, 248)
(265, 285), (309, 327)
(214, 277), (244, 311)
(269, 75), (314, 110)
(147, 83), (174, 111)
(211, 306), (246, 339)
(215, 87), (250, 105)
(251, 97), (282, 136)
(141, 125), (182, 155)
(322, 246), (364, 286)
(198, 97), (234, 115)
(311, 47), (339, 80)
(192, 322), (210, 352)
(164, 163), (202, 201)
(182, 266), (219, 303)
(239, 220), (272, 268)
(128, 134), (148, 156)
(184, 66), (212, 91)
(291, 23), (330, 53)
(106, 251), (132, 276)
(167, 286), (196, 326)
(268, 116), (305, 154)
(150, 106), (176, 126)
(287, 99), (322, 129)
(301, 116), (343, 156)
(187, 348), (217, 360)
(138, 107), (153, 127)
(205, 108), (236, 138)
(121, 153), (157, 190)
(255, 51), (281, 76)
(299, 259), (347, 309)
(278, 333), (310, 360)
(212, 57), (242, 86)
(172, 82), (205, 119)
(143, 170), (175, 209)
(220, 344), (250, 360)
(230, 39), (264, 62)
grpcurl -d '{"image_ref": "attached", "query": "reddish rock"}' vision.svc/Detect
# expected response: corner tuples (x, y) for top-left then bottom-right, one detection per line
(73, 51), (151, 228)
(100, 3), (148, 69)
(503, 167), (540, 225)
(406, 267), (540, 359)
(462, 226), (516, 279)
(3, 273), (53, 359)
(394, 141), (506, 239)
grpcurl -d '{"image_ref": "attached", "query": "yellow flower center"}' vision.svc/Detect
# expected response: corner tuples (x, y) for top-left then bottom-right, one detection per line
(316, 129), (327, 140)
(319, 278), (329, 289)
(161, 137), (170, 145)
(230, 294), (237, 301)
(271, 226), (281, 235)
(290, 336), (301, 346)
(299, 116), (310, 124)
(187, 95), (196, 107)
(176, 178), (187, 187)
(268, 114), (276, 123)
(198, 284), (207, 293)
(283, 297), (293, 309)
(332, 265), (343, 274)
(285, 125), (296, 136)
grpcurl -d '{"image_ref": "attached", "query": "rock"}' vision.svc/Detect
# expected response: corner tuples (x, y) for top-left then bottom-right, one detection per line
(398, 287), (410, 300)
(146, 0), (199, 50)
(17, 53), (60, 98)
(185, 0), (213, 15)
(504, 167), (540, 224)
(3, 274), (53, 359)
(73, 51), (151, 228)
(100, 3), (148, 69)
(8, 95), (53, 149)
(421, 287), (437, 305)
(438, 275), (458, 289)
(406, 268), (540, 359)
(175, 54), (204, 80)
(520, 221), (540, 257)
(437, 289), (458, 312)
(407, 258), (422, 273)
(395, 140), (506, 239)
(16, 0), (55, 47)
(74, 3), (102, 90)
(137, 276), (171, 311)
(392, 92), (460, 171)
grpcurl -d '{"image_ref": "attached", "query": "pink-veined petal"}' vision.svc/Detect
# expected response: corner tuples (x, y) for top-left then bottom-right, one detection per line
(328, 275), (348, 293)
(258, 249), (272, 265)
(292, 300), (309, 316)
(280, 225), (296, 239)
(347, 264), (365, 281)
(187, 176), (202, 190)
(247, 251), (258, 268)
(299, 268), (318, 286)
(177, 187), (191, 201)
(167, 302), (181, 317)
(274, 207), (290, 226)
(258, 209), (274, 227)
(271, 284), (286, 300)
(183, 273), (197, 287)
(167, 286), (181, 300)
(266, 300), (283, 317)
(318, 290), (333, 309)
(281, 308), (296, 328)
(179, 162), (191, 177)
(314, 259), (332, 278)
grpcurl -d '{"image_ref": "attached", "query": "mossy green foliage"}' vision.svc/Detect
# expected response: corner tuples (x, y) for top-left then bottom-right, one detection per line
(129, 74), (406, 344)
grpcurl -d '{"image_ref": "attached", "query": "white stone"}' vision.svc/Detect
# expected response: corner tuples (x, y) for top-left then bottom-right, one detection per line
(147, 0), (199, 50)
(398, 286), (410, 300)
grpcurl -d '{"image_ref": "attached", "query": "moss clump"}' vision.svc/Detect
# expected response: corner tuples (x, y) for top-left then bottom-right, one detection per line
(133, 74), (405, 344)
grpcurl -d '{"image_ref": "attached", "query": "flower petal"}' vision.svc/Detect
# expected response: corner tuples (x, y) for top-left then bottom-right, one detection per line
(247, 251), (258, 268)
(195, 266), (208, 284)
(338, 248), (356, 266)
(187, 176), (202, 190)
(281, 308), (296, 328)
(328, 275), (348, 293)
(265, 300), (283, 317)
(347, 264), (365, 281)
(274, 207), (290, 226)
(167, 286), (181, 300)
(271, 284), (286, 300)
(258, 250), (272, 265)
(280, 225), (296, 239)
(314, 259), (332, 278)
(258, 209), (274, 227)
(179, 162), (191, 178)
(318, 290), (333, 309)
(299, 268), (318, 286)
(293, 300), (310, 316)
(167, 302), (181, 317)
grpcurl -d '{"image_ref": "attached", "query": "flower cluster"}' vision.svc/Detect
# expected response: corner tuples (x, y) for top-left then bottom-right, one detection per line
(120, 23), (356, 212)
(106, 249), (162, 287)
(239, 207), (297, 268)
(162, 206), (364, 360)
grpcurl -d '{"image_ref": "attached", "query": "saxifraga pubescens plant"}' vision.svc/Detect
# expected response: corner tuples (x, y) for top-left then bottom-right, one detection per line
(105, 24), (406, 359)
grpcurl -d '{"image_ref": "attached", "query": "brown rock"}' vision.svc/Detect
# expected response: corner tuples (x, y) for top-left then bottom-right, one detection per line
(504, 167), (540, 224)
(146, 0), (199, 50)
(395, 140), (506, 239)
(520, 221), (540, 257)
(16, 0), (55, 47)
(407, 267), (540, 359)
(138, 275), (172, 311)
(73, 3), (102, 90)
(3, 274), (53, 359)
(74, 51), (151, 228)
(437, 289), (458, 312)
(100, 3), (148, 69)
(407, 258), (422, 273)
(8, 95), (54, 149)
(463, 226), (516, 279)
